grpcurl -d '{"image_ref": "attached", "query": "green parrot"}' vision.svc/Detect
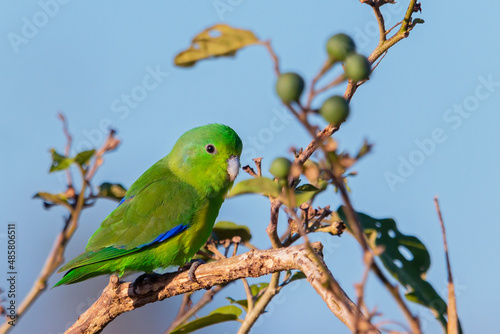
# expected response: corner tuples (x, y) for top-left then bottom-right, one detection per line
(54, 124), (242, 286)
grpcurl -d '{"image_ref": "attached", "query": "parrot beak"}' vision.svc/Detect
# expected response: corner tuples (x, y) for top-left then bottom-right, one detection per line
(227, 155), (240, 182)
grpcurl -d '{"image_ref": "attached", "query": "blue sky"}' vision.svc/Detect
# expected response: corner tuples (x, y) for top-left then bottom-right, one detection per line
(1, 1), (499, 333)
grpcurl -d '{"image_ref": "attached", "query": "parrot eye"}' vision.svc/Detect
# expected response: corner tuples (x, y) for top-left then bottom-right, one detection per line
(205, 144), (217, 154)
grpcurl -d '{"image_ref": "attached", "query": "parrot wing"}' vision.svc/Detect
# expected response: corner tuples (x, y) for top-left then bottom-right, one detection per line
(86, 169), (201, 252)
(58, 171), (201, 273)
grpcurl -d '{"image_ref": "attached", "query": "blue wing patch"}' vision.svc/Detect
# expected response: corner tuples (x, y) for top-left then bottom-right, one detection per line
(118, 195), (134, 206)
(138, 224), (189, 248)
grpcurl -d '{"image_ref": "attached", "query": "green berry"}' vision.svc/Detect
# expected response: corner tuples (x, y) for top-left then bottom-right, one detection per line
(326, 33), (356, 61)
(269, 157), (292, 179)
(344, 53), (371, 81)
(275, 72), (305, 103)
(319, 95), (350, 125)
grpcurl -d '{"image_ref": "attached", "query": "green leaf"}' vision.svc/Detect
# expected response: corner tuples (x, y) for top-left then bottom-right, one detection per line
(226, 297), (248, 312)
(295, 184), (318, 192)
(98, 182), (127, 202)
(174, 24), (259, 67)
(211, 305), (242, 316)
(249, 282), (269, 296)
(412, 18), (425, 25)
(74, 149), (96, 166)
(49, 149), (74, 173)
(288, 271), (306, 283)
(33, 192), (71, 210)
(292, 183), (327, 206)
(277, 183), (327, 208)
(337, 206), (461, 333)
(212, 221), (252, 242)
(228, 177), (281, 198)
(171, 305), (242, 334)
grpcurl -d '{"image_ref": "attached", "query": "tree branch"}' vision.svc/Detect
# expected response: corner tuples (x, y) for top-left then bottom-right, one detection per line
(434, 197), (459, 334)
(64, 242), (378, 334)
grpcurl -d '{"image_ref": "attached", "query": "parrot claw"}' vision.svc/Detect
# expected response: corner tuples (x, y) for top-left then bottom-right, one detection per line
(188, 260), (203, 283)
(179, 259), (206, 284)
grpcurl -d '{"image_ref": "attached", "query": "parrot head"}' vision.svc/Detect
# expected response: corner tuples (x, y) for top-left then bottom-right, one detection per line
(168, 124), (243, 195)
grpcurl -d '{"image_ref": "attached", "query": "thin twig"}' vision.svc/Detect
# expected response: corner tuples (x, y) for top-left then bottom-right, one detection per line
(385, 20), (403, 36)
(370, 51), (388, 73)
(354, 252), (375, 334)
(86, 130), (120, 181)
(57, 113), (74, 189)
(374, 319), (411, 333)
(259, 40), (280, 76)
(367, 2), (387, 43)
(305, 59), (334, 109)
(334, 177), (370, 251)
(314, 73), (347, 97)
(206, 242), (226, 260)
(242, 241), (259, 250)
(434, 197), (459, 334)
(288, 123), (340, 185)
(252, 157), (263, 177)
(242, 165), (258, 177)
(241, 278), (255, 313)
(285, 104), (317, 137)
(232, 238), (240, 257)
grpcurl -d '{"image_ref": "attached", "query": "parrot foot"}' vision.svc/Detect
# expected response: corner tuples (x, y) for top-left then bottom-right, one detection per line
(179, 259), (206, 285)
(188, 259), (204, 283)
(132, 272), (161, 295)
